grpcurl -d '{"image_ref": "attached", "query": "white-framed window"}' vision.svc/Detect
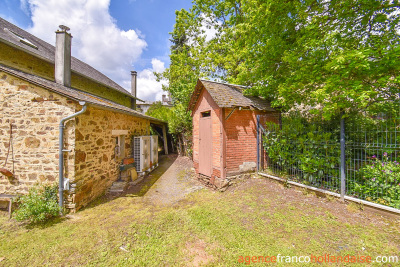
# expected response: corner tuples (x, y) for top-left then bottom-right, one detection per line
(115, 135), (125, 158)
(112, 130), (128, 159)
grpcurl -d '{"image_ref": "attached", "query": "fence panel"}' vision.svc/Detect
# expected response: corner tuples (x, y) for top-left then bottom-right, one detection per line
(261, 109), (400, 210)
(345, 113), (400, 208)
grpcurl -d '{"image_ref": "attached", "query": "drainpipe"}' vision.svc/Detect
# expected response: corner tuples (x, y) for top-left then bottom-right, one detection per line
(59, 102), (87, 207)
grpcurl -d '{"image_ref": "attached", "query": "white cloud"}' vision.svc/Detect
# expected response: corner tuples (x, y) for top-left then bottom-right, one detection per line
(121, 58), (167, 101)
(23, 0), (147, 89)
(19, 0), (30, 16)
(137, 58), (168, 101)
(187, 13), (219, 46)
(151, 58), (165, 73)
(200, 13), (219, 42)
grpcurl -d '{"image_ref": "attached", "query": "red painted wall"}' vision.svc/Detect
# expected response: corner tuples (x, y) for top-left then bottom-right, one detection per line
(224, 109), (279, 176)
(192, 87), (279, 183)
(192, 88), (223, 181)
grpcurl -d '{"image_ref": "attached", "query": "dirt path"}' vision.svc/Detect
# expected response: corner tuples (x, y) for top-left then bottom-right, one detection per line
(125, 154), (204, 205)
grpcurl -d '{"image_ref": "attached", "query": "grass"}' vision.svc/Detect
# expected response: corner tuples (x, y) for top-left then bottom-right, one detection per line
(0, 177), (399, 266)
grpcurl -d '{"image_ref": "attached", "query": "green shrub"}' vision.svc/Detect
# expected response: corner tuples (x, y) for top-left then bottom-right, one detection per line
(14, 184), (61, 224)
(354, 153), (400, 208)
(263, 117), (340, 187)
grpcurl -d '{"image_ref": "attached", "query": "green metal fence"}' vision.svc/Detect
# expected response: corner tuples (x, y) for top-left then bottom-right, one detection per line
(258, 110), (400, 210)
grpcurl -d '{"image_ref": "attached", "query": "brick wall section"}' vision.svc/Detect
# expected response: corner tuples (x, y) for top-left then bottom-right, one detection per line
(0, 71), (76, 194)
(191, 86), (281, 188)
(225, 109), (279, 176)
(71, 107), (150, 210)
(0, 42), (132, 108)
(192, 88), (222, 180)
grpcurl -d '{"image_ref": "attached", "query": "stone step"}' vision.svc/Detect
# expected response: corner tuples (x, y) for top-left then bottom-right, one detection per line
(109, 181), (128, 193)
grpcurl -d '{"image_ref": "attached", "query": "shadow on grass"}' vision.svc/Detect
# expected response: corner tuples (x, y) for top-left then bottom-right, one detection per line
(23, 215), (68, 229)
(79, 154), (178, 211)
(3, 213), (69, 230)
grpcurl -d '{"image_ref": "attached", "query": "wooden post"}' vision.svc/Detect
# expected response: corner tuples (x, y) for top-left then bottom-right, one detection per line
(9, 197), (12, 219)
(257, 115), (260, 172)
(162, 124), (168, 155)
(221, 108), (227, 179)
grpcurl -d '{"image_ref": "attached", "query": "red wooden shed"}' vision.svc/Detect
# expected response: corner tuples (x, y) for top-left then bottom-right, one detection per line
(188, 79), (279, 189)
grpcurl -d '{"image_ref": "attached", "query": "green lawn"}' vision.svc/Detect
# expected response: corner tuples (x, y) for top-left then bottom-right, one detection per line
(0, 177), (399, 266)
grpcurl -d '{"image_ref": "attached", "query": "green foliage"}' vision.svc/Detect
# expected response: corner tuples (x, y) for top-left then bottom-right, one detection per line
(263, 110), (400, 208)
(146, 102), (191, 135)
(355, 153), (400, 208)
(263, 115), (340, 187)
(146, 101), (173, 124)
(155, 8), (203, 107)
(14, 184), (61, 224)
(163, 0), (400, 119)
(237, 0), (400, 118)
(146, 102), (192, 156)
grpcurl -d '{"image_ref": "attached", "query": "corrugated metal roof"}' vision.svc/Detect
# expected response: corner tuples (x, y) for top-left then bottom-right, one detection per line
(0, 64), (165, 124)
(0, 17), (136, 99)
(188, 79), (275, 112)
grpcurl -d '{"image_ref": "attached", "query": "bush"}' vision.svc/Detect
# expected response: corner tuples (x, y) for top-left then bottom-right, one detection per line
(14, 184), (61, 224)
(355, 153), (400, 208)
(263, 116), (340, 187)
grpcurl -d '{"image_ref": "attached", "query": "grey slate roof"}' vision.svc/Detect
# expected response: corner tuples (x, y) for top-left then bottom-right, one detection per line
(0, 17), (135, 99)
(188, 79), (275, 112)
(0, 64), (164, 124)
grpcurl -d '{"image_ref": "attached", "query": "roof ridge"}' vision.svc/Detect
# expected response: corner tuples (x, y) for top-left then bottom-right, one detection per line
(199, 79), (249, 89)
(0, 63), (164, 123)
(0, 17), (136, 99)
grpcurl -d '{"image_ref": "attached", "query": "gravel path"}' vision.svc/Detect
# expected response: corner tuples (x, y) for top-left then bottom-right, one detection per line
(125, 154), (204, 205)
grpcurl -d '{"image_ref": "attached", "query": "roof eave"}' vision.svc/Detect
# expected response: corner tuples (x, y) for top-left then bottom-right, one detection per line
(0, 38), (140, 100)
(187, 79), (203, 112)
(0, 65), (165, 124)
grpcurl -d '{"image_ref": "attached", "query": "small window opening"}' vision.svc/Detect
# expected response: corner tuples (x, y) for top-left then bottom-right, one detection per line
(5, 28), (38, 49)
(201, 111), (211, 118)
(115, 135), (125, 158)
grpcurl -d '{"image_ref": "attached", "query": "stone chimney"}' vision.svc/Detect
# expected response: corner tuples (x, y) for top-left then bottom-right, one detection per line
(131, 71), (137, 97)
(130, 71), (137, 109)
(162, 94), (167, 104)
(55, 25), (72, 87)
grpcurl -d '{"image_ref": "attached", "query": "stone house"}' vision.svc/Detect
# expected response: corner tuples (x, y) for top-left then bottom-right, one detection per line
(0, 18), (165, 211)
(188, 79), (279, 189)
(137, 93), (173, 114)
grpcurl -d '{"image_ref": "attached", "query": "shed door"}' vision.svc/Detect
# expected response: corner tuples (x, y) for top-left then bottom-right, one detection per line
(199, 111), (212, 177)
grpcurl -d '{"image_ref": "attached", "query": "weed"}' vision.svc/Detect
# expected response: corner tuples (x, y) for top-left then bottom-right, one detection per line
(13, 183), (61, 224)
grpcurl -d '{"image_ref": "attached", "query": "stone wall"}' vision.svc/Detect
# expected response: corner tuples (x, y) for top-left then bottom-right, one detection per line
(70, 106), (150, 210)
(0, 71), (76, 194)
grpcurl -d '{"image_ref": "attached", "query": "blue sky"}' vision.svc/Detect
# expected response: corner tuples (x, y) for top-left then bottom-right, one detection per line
(0, 0), (193, 101)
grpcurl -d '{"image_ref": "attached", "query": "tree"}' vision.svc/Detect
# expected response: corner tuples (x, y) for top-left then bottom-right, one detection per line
(235, 0), (400, 118)
(162, 0), (400, 120)
(146, 102), (192, 155)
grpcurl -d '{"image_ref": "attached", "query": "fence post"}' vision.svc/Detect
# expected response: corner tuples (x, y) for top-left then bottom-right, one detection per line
(257, 115), (260, 172)
(340, 114), (346, 201)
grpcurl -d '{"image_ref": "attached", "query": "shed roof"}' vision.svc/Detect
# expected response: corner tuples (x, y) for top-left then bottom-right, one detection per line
(0, 17), (137, 99)
(188, 79), (275, 112)
(0, 64), (165, 124)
